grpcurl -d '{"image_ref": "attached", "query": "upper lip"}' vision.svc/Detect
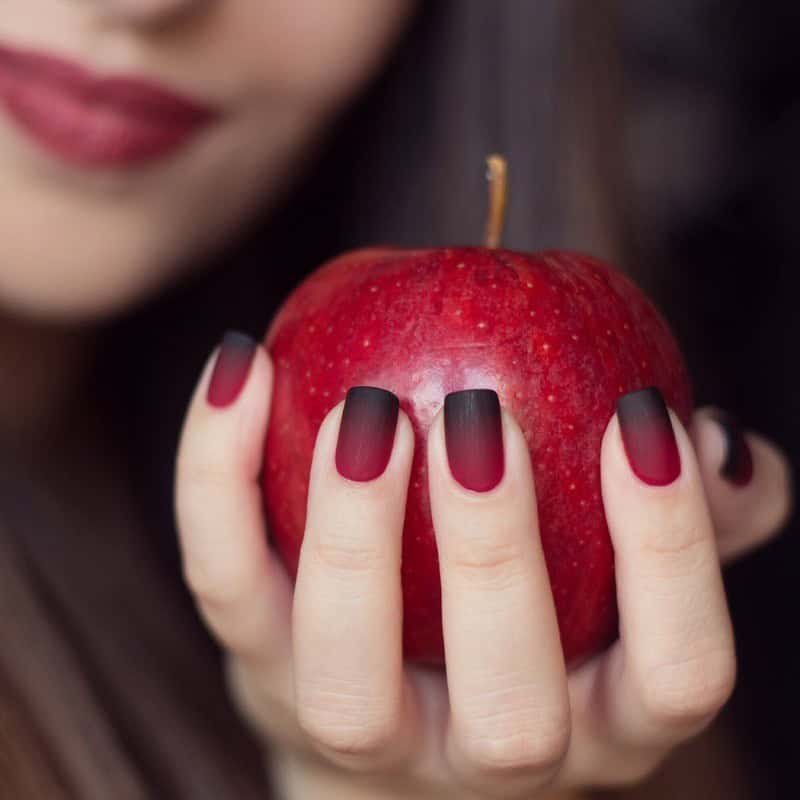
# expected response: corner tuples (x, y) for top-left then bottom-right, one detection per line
(0, 42), (219, 124)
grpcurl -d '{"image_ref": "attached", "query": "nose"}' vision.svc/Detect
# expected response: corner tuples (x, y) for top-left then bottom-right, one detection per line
(89, 0), (210, 26)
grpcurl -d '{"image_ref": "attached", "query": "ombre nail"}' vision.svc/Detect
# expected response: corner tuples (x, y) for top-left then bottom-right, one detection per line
(206, 331), (257, 408)
(617, 387), (681, 486)
(335, 387), (399, 482)
(715, 414), (754, 487)
(444, 389), (504, 492)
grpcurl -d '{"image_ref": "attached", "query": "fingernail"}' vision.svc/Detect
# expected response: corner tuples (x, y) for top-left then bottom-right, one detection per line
(206, 331), (257, 408)
(715, 414), (754, 487)
(444, 389), (504, 492)
(617, 387), (681, 486)
(335, 387), (399, 482)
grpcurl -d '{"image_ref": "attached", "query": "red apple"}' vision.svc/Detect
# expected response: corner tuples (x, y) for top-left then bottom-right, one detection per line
(262, 243), (692, 667)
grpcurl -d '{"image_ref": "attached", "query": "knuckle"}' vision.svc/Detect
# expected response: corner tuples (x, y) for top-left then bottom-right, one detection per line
(308, 526), (389, 575)
(182, 554), (250, 610)
(640, 648), (737, 728)
(638, 515), (711, 577)
(297, 679), (398, 759)
(300, 710), (397, 760)
(448, 533), (528, 590)
(176, 455), (234, 496)
(458, 714), (570, 778)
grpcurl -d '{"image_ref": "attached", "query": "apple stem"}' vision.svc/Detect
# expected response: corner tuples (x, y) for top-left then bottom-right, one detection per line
(484, 154), (508, 249)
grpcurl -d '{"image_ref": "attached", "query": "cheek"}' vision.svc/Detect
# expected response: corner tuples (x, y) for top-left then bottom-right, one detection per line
(0, 193), (180, 320)
(239, 0), (415, 105)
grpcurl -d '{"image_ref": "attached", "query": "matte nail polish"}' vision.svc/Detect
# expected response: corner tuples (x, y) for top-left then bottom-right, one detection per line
(617, 387), (681, 486)
(715, 414), (754, 487)
(335, 387), (399, 482)
(206, 331), (257, 408)
(444, 389), (504, 492)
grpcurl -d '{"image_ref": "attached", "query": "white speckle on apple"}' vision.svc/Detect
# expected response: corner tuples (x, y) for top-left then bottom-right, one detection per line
(454, 309), (462, 316)
(477, 321), (487, 329)
(567, 423), (575, 431)
(542, 343), (550, 352)
(526, 281), (533, 288)
(571, 334), (579, 341)
(363, 339), (371, 347)
(529, 310), (536, 317)
(569, 483), (576, 491)
(395, 281), (402, 288)
(554, 308), (561, 315)
(343, 358), (350, 365)
(309, 387), (316, 395)
(547, 394), (556, 402)
(369, 285), (378, 293)
(606, 329), (612, 336)
(327, 361), (334, 368)
(456, 262), (465, 269)
(491, 283), (497, 289)
(623, 322), (630, 331)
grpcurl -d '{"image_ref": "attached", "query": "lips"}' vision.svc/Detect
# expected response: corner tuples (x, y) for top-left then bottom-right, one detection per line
(0, 43), (218, 167)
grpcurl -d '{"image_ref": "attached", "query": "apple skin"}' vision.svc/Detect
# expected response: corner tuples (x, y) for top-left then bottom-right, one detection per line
(263, 247), (692, 666)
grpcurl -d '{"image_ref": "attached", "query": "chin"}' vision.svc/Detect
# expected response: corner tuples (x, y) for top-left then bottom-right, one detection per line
(0, 232), (194, 324)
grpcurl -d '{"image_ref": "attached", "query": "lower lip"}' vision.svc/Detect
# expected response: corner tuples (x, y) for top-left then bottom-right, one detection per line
(0, 46), (217, 168)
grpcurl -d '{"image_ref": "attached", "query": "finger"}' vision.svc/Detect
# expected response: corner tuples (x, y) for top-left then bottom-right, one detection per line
(691, 407), (793, 563)
(565, 389), (736, 787)
(293, 387), (419, 772)
(428, 390), (570, 798)
(175, 332), (293, 671)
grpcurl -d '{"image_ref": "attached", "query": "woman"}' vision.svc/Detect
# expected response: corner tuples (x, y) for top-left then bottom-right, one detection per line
(0, 2), (792, 798)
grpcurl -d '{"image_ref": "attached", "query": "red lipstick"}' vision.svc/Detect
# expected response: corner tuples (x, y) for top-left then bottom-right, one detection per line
(0, 43), (218, 167)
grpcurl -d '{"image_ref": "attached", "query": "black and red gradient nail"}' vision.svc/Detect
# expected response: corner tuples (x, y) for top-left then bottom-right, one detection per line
(444, 389), (505, 492)
(206, 331), (257, 409)
(715, 414), (754, 487)
(617, 387), (681, 486)
(335, 387), (399, 482)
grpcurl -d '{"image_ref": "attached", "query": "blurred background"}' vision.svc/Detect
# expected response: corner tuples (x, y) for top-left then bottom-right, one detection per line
(90, 2), (797, 797)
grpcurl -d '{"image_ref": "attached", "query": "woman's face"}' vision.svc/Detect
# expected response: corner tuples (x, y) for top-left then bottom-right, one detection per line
(0, 0), (413, 320)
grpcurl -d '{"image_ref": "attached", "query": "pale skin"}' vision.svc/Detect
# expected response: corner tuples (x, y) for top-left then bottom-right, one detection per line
(0, 1), (793, 798)
(175, 345), (791, 799)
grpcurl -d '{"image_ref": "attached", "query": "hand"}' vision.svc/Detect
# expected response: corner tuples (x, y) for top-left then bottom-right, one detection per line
(175, 334), (792, 799)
